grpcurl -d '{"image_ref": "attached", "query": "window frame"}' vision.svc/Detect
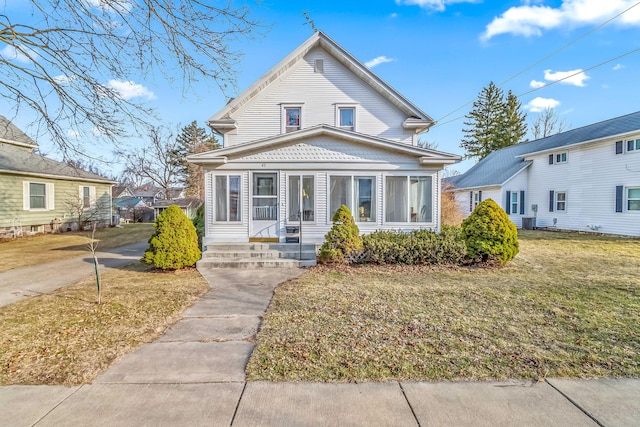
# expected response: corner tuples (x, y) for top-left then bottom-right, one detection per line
(287, 174), (316, 223)
(327, 174), (377, 224)
(214, 174), (242, 223)
(555, 152), (568, 163)
(383, 174), (434, 224)
(626, 139), (640, 153)
(334, 103), (357, 132)
(281, 103), (303, 134)
(555, 191), (567, 212)
(627, 187), (640, 211)
(23, 181), (54, 211)
(510, 192), (519, 214)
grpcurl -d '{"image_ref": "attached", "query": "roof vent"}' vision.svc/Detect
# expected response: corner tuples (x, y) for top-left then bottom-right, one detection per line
(314, 59), (324, 73)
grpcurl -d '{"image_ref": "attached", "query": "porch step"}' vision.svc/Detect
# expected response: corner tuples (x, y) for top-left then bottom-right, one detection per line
(197, 242), (318, 269)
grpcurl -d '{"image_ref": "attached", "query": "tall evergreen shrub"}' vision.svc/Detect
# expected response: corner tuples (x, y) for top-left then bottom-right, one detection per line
(143, 205), (201, 270)
(318, 205), (363, 264)
(461, 198), (518, 264)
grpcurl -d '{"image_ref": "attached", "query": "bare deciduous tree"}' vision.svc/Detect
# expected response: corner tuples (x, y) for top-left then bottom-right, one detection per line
(530, 108), (570, 139)
(117, 126), (181, 199)
(0, 1), (260, 153)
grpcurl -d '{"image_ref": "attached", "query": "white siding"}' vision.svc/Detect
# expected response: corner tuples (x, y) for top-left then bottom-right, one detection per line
(225, 47), (414, 147)
(453, 187), (501, 220)
(525, 136), (640, 236)
(502, 170), (530, 228)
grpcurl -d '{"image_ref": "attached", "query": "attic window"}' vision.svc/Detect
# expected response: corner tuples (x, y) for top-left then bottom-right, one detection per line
(314, 59), (324, 73)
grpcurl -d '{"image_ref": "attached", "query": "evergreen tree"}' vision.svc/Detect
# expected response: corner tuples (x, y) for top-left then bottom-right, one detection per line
(172, 121), (220, 200)
(461, 82), (527, 161)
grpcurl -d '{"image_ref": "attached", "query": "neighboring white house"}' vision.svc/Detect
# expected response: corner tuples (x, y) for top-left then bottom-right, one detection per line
(188, 31), (461, 246)
(446, 111), (640, 236)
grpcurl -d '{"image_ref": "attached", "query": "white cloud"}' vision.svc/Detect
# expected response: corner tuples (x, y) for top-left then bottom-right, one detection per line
(390, 12), (398, 18)
(482, 0), (640, 40)
(613, 63), (625, 70)
(365, 56), (396, 68)
(0, 44), (35, 64)
(526, 97), (561, 112)
(66, 129), (80, 138)
(83, 0), (132, 14)
(106, 79), (156, 100)
(54, 75), (76, 84)
(543, 69), (589, 87)
(530, 80), (546, 89)
(395, 0), (479, 12)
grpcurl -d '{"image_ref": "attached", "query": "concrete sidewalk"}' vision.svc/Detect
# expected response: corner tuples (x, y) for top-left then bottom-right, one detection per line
(1, 267), (639, 426)
(0, 242), (147, 307)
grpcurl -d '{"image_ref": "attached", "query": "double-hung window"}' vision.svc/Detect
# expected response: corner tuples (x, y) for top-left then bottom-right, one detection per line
(284, 107), (301, 133)
(215, 175), (241, 222)
(80, 185), (96, 208)
(628, 188), (640, 211)
(385, 175), (433, 223)
(511, 192), (519, 214)
(23, 181), (54, 211)
(556, 191), (567, 211)
(339, 107), (355, 131)
(328, 175), (376, 222)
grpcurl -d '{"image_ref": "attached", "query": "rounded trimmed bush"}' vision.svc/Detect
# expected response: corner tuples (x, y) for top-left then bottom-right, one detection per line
(318, 205), (363, 264)
(461, 198), (519, 264)
(143, 205), (201, 270)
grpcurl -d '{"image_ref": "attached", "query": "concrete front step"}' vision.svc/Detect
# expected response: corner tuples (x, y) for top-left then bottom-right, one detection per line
(197, 257), (316, 269)
(198, 242), (318, 268)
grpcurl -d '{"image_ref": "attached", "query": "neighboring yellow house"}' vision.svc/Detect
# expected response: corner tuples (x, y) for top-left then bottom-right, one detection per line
(0, 116), (115, 238)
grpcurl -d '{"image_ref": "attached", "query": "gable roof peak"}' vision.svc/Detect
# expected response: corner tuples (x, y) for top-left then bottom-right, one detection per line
(0, 115), (38, 148)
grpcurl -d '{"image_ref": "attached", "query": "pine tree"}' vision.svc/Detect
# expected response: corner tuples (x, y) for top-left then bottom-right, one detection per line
(461, 82), (527, 161)
(172, 121), (220, 200)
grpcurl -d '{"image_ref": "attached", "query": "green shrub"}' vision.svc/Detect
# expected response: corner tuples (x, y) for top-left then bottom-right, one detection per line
(318, 205), (363, 264)
(460, 198), (519, 264)
(192, 203), (205, 248)
(143, 205), (201, 270)
(361, 226), (466, 265)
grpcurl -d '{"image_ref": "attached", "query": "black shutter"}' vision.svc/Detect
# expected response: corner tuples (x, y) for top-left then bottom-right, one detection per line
(616, 141), (623, 154)
(469, 191), (473, 212)
(479, 190), (483, 201)
(616, 186), (623, 212)
(520, 191), (525, 215)
(549, 190), (554, 212)
(505, 191), (511, 213)
(549, 154), (554, 164)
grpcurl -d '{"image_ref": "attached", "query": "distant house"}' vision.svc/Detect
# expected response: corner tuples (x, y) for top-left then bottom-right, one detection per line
(0, 116), (115, 238)
(112, 185), (134, 199)
(188, 31), (460, 245)
(153, 198), (201, 220)
(112, 197), (154, 223)
(446, 111), (640, 236)
(131, 184), (164, 206)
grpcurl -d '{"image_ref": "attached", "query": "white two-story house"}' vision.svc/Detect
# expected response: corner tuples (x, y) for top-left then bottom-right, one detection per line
(188, 31), (460, 247)
(447, 111), (640, 236)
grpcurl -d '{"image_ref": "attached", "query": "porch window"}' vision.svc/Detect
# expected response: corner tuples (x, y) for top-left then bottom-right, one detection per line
(252, 173), (277, 220)
(215, 175), (241, 222)
(628, 188), (640, 211)
(385, 176), (432, 223)
(288, 175), (315, 222)
(328, 175), (376, 222)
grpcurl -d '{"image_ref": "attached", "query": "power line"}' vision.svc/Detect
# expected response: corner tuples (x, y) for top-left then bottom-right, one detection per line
(432, 1), (640, 127)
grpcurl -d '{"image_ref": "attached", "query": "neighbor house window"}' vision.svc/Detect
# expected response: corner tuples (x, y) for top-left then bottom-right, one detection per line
(627, 139), (640, 152)
(284, 107), (301, 133)
(328, 175), (376, 222)
(628, 188), (640, 210)
(80, 185), (96, 208)
(215, 175), (241, 222)
(556, 191), (567, 211)
(23, 181), (54, 211)
(339, 107), (355, 131)
(385, 175), (432, 223)
(511, 192), (519, 214)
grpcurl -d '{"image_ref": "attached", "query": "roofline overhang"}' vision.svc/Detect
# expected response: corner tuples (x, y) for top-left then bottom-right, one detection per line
(516, 129), (639, 158)
(499, 161), (532, 187)
(188, 125), (461, 165)
(0, 169), (116, 184)
(0, 138), (37, 149)
(445, 184), (502, 192)
(207, 119), (237, 136)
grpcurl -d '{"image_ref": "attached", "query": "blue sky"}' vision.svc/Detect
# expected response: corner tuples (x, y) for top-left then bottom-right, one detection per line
(2, 0), (640, 174)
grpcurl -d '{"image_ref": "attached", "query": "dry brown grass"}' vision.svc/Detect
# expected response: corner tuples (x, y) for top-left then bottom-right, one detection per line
(247, 231), (640, 382)
(0, 263), (208, 385)
(0, 223), (154, 272)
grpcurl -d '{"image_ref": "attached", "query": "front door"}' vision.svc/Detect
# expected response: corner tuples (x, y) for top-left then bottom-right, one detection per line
(250, 172), (279, 241)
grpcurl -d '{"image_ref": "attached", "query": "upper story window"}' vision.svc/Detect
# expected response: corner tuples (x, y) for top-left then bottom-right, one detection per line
(339, 107), (355, 131)
(627, 139), (640, 152)
(549, 152), (567, 164)
(284, 107), (301, 133)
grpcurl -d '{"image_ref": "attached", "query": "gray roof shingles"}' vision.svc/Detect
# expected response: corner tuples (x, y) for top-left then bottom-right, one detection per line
(447, 111), (640, 190)
(0, 115), (38, 147)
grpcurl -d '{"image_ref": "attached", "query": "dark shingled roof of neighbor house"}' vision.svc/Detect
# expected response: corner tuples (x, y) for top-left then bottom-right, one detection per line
(0, 115), (38, 147)
(447, 111), (640, 190)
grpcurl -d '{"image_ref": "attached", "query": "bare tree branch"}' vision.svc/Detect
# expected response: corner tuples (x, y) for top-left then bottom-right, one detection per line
(0, 0), (261, 153)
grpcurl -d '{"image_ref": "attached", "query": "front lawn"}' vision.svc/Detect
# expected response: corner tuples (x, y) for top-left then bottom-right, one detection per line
(0, 263), (208, 385)
(247, 231), (640, 381)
